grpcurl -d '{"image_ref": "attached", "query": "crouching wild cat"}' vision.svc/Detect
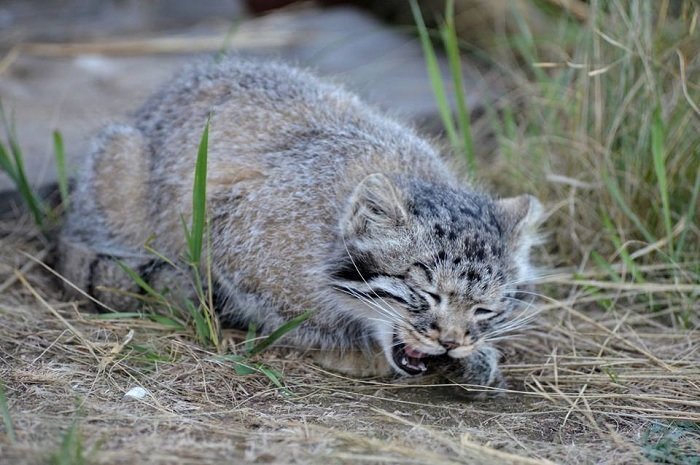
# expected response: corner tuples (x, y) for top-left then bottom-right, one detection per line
(58, 57), (542, 391)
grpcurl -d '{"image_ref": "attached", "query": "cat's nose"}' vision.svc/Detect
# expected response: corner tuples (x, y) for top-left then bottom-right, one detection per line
(439, 338), (460, 350)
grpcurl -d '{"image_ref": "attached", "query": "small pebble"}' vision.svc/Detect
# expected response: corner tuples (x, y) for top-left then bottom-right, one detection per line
(123, 386), (149, 401)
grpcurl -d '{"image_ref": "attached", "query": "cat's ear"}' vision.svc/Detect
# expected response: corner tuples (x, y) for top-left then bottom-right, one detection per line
(342, 173), (408, 238)
(496, 194), (543, 239)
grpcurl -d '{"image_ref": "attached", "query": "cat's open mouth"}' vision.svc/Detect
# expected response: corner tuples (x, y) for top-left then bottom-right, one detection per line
(391, 333), (440, 375)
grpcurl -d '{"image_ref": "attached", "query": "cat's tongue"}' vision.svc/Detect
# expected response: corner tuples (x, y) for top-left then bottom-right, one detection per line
(404, 346), (427, 359)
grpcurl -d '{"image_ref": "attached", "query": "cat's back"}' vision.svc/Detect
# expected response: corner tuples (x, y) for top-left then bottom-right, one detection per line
(134, 57), (447, 180)
(134, 58), (363, 158)
(129, 57), (453, 244)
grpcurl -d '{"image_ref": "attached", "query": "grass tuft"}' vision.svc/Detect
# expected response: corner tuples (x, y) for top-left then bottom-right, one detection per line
(440, 0), (477, 174)
(0, 380), (16, 444)
(0, 102), (46, 229)
(410, 0), (478, 175)
(185, 116), (220, 349)
(218, 311), (314, 397)
(411, 0), (479, 176)
(48, 420), (98, 465)
(461, 0), (700, 326)
(410, 0), (458, 148)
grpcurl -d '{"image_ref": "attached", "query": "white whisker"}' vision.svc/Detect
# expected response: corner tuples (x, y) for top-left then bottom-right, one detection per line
(335, 286), (405, 325)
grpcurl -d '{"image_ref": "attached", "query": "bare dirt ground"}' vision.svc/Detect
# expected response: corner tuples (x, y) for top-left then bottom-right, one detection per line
(1, 1), (699, 464)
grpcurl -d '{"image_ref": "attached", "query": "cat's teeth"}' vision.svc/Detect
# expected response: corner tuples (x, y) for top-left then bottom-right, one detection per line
(401, 355), (427, 372)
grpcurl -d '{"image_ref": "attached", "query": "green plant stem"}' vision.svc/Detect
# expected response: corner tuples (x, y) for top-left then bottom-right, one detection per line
(409, 0), (459, 149)
(53, 130), (70, 210)
(441, 0), (476, 174)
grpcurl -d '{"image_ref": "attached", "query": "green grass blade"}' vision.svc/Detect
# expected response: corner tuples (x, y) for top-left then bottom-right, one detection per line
(89, 312), (145, 320)
(0, 380), (16, 443)
(216, 354), (258, 376)
(143, 244), (180, 270)
(184, 299), (210, 344)
(53, 130), (70, 209)
(601, 211), (644, 283)
(9, 140), (45, 228)
(189, 118), (210, 265)
(50, 421), (85, 465)
(601, 171), (656, 244)
(590, 250), (621, 283)
(201, 218), (220, 349)
(232, 361), (258, 376)
(215, 20), (242, 62)
(180, 214), (192, 249)
(257, 365), (284, 388)
(0, 139), (17, 182)
(441, 0), (476, 174)
(248, 310), (313, 357)
(116, 261), (166, 304)
(651, 106), (673, 255)
(409, 0), (459, 148)
(218, 355), (257, 375)
(257, 365), (292, 396)
(0, 103), (46, 228)
(675, 167), (700, 259)
(147, 314), (185, 330)
(0, 102), (17, 182)
(245, 322), (257, 354)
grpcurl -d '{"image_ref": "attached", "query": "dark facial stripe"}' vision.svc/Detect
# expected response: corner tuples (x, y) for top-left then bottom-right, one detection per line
(406, 286), (431, 313)
(369, 288), (409, 305)
(490, 313), (509, 326)
(425, 291), (442, 304)
(331, 255), (381, 282)
(333, 285), (408, 306)
(332, 253), (406, 284)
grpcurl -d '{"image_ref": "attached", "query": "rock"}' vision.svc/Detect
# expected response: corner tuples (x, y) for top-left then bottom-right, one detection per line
(123, 386), (149, 401)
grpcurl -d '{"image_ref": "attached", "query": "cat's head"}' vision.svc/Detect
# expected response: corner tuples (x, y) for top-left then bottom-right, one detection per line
(331, 173), (542, 376)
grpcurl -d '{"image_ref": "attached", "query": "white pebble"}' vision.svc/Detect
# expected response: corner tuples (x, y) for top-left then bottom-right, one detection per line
(123, 386), (149, 401)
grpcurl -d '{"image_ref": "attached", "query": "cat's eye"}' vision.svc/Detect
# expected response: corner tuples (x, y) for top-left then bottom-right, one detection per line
(473, 307), (497, 319)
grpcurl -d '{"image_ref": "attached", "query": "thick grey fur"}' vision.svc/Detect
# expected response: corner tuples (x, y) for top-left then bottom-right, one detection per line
(58, 56), (542, 389)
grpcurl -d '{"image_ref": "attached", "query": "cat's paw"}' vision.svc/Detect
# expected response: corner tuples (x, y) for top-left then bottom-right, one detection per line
(439, 345), (505, 399)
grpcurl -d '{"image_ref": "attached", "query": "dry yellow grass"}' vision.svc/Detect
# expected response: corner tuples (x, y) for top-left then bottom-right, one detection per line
(0, 213), (697, 464)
